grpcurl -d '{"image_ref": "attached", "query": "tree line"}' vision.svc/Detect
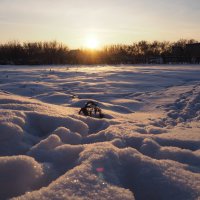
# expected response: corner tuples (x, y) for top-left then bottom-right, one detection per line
(0, 39), (199, 65)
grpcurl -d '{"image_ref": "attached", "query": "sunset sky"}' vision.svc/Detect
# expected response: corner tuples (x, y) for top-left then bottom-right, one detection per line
(0, 0), (200, 48)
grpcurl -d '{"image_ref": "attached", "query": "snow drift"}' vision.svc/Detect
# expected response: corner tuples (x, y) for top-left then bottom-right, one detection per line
(0, 65), (199, 200)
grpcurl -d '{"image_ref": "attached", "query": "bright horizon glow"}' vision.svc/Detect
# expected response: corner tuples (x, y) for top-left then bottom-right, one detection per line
(0, 0), (200, 48)
(85, 37), (100, 49)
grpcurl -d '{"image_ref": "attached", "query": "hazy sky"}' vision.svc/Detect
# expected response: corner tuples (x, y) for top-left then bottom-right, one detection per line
(0, 0), (200, 48)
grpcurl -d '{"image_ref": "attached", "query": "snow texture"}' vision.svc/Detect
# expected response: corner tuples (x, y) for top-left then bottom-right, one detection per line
(0, 65), (199, 200)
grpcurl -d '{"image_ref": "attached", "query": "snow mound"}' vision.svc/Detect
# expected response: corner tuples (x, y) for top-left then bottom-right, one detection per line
(17, 143), (200, 200)
(28, 134), (84, 173)
(0, 155), (44, 199)
(53, 127), (82, 144)
(27, 112), (89, 137)
(119, 147), (200, 200)
(140, 138), (200, 167)
(18, 144), (135, 200)
(0, 111), (28, 156)
(72, 114), (110, 134)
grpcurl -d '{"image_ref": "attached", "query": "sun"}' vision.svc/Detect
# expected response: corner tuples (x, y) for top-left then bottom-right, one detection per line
(86, 37), (99, 49)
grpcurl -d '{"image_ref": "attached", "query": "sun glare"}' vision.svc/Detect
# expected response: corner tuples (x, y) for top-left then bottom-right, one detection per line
(86, 37), (99, 49)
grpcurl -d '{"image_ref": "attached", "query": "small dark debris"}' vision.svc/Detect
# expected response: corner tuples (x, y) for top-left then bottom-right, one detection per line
(79, 101), (104, 118)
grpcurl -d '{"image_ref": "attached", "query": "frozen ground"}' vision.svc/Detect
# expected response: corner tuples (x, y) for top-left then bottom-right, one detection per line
(0, 65), (200, 200)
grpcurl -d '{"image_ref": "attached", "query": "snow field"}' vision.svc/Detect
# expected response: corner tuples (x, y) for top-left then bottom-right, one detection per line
(0, 65), (199, 199)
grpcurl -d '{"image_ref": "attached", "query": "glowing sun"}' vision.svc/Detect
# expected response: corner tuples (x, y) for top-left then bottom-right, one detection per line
(86, 37), (99, 49)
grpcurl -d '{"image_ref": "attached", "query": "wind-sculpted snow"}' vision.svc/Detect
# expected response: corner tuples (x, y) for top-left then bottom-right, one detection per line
(0, 155), (44, 199)
(0, 65), (200, 200)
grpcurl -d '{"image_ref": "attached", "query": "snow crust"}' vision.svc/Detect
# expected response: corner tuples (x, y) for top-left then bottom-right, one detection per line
(0, 65), (200, 200)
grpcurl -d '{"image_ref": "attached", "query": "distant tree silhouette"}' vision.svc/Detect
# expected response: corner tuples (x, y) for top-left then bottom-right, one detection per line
(0, 39), (199, 65)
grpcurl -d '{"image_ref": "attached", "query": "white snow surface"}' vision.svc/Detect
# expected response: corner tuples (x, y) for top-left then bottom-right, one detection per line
(0, 65), (200, 200)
